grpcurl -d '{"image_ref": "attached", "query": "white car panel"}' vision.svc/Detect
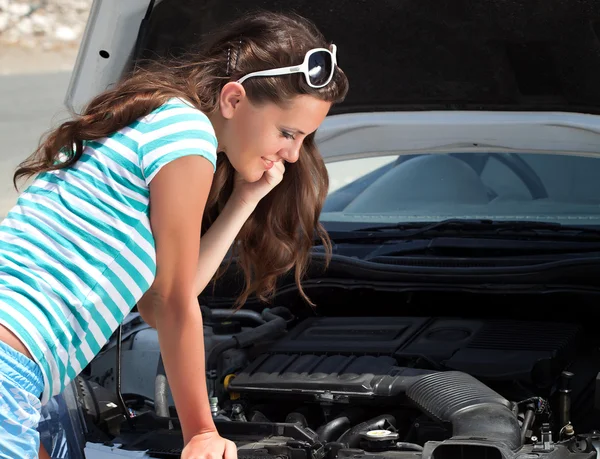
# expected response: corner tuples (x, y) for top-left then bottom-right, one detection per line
(65, 0), (155, 114)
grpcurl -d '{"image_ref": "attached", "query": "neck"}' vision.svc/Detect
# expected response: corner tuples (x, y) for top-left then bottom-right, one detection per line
(207, 110), (226, 152)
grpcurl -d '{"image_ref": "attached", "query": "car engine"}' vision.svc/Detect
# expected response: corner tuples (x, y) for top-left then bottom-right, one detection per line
(74, 304), (600, 459)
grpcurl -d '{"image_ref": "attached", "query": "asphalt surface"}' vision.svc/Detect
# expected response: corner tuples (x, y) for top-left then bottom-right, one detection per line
(0, 71), (72, 219)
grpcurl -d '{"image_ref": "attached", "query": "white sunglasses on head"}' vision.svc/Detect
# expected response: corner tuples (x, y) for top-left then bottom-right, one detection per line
(237, 44), (338, 89)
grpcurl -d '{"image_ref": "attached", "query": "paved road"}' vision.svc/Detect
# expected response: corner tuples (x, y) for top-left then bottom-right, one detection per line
(0, 71), (72, 219)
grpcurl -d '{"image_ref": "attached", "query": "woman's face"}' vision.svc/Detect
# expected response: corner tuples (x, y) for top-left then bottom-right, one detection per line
(214, 83), (332, 183)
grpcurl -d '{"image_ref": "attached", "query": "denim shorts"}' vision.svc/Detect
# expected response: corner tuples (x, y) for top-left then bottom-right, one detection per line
(0, 339), (44, 459)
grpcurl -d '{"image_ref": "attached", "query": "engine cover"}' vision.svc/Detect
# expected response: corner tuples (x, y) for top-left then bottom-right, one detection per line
(228, 316), (582, 399)
(268, 317), (429, 355)
(228, 353), (434, 402)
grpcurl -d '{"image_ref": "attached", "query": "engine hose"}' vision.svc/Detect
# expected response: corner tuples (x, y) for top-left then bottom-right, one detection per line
(337, 414), (397, 448)
(521, 403), (536, 443)
(317, 408), (365, 443)
(154, 353), (170, 418)
(404, 371), (522, 450)
(262, 306), (294, 323)
(206, 308), (266, 325)
(396, 442), (424, 452)
(318, 417), (352, 444)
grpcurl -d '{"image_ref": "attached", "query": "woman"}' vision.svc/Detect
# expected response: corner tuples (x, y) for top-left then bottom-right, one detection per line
(0, 10), (348, 458)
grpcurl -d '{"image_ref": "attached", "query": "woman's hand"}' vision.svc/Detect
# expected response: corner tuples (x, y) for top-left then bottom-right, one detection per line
(182, 430), (237, 459)
(232, 160), (285, 207)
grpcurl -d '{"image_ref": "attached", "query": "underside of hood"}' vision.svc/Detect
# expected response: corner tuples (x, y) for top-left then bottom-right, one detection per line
(140, 0), (600, 115)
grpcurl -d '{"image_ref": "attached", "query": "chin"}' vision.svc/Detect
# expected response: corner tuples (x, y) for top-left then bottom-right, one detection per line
(240, 168), (264, 183)
(251, 170), (265, 182)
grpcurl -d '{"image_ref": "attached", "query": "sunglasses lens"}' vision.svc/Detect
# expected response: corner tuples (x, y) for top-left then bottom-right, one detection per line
(307, 50), (333, 87)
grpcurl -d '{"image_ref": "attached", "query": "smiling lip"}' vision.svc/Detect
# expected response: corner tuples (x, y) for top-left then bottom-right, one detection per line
(262, 157), (274, 170)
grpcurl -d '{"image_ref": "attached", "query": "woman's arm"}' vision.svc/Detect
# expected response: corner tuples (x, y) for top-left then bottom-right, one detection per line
(139, 162), (287, 330)
(193, 195), (255, 295)
(137, 195), (254, 328)
(137, 155), (235, 456)
(194, 162), (286, 295)
(136, 160), (285, 451)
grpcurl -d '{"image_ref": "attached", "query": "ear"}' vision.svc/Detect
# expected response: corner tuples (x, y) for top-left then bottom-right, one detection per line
(219, 82), (246, 120)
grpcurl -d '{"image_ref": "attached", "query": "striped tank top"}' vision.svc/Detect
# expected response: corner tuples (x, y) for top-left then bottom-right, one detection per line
(0, 97), (217, 404)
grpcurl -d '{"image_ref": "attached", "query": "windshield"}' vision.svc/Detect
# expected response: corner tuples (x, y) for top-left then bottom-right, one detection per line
(321, 152), (600, 226)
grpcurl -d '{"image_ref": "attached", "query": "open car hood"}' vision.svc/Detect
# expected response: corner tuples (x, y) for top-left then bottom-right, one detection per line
(66, 0), (600, 116)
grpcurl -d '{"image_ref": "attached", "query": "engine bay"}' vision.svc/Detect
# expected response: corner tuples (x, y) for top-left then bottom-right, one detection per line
(72, 290), (600, 459)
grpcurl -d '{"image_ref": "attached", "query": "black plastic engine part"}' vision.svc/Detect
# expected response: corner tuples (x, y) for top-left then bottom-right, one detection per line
(337, 449), (421, 459)
(421, 439), (596, 459)
(206, 307), (291, 380)
(269, 317), (428, 355)
(227, 353), (429, 400)
(75, 376), (125, 440)
(398, 318), (582, 385)
(229, 357), (522, 450)
(266, 316), (582, 385)
(237, 436), (325, 459)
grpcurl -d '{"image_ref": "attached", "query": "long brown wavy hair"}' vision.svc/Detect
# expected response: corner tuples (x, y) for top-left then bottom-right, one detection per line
(13, 10), (349, 307)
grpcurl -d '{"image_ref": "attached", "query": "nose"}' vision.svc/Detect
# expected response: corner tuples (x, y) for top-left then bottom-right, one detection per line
(279, 141), (301, 163)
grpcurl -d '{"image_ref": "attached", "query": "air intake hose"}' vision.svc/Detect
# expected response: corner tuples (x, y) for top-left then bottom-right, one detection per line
(405, 371), (521, 450)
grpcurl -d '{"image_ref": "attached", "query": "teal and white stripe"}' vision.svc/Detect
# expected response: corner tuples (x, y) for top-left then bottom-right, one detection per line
(0, 98), (217, 404)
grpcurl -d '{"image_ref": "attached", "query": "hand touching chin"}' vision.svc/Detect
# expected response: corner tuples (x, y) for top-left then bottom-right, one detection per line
(232, 161), (286, 208)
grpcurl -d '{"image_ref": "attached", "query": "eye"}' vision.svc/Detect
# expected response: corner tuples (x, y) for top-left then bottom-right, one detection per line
(280, 130), (295, 140)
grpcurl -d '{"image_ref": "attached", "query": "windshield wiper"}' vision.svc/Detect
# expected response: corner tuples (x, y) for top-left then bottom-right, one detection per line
(362, 237), (600, 260)
(331, 219), (600, 241)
